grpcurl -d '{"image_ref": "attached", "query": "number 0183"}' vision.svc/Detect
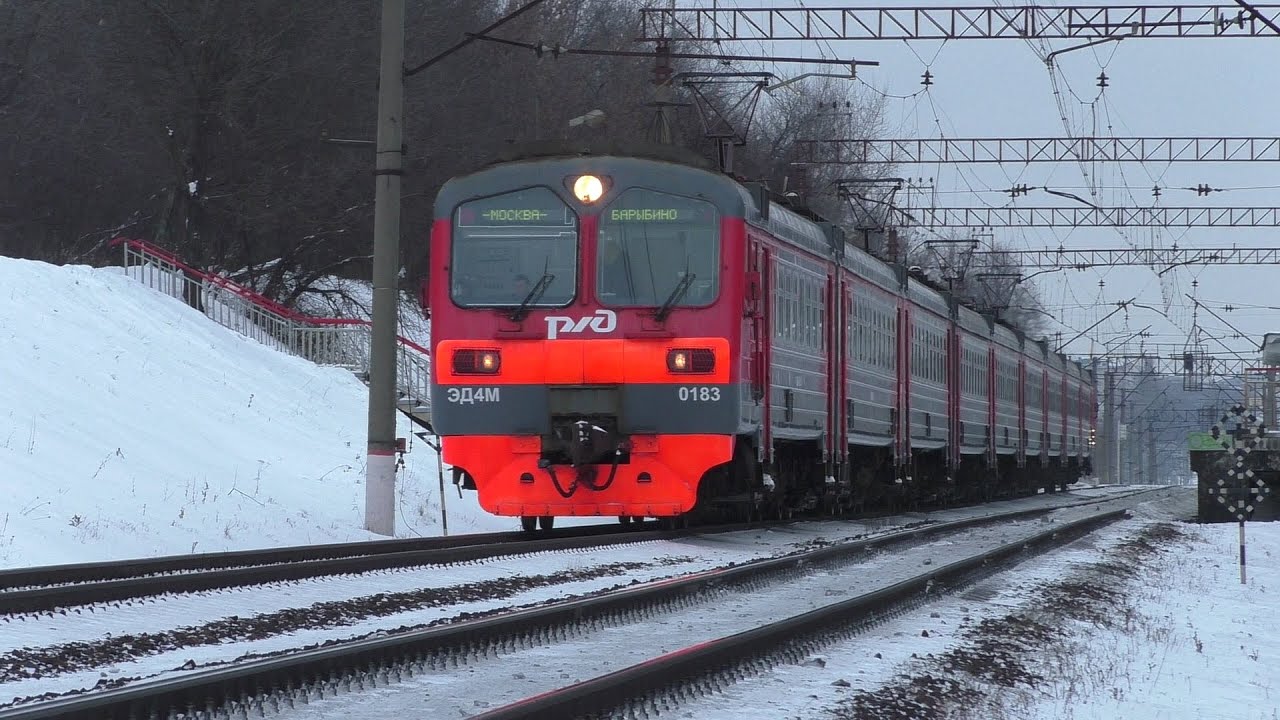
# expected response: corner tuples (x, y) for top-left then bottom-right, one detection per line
(678, 386), (721, 402)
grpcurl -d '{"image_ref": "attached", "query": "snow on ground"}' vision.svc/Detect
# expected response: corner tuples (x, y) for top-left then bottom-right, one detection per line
(1015, 516), (1280, 720)
(0, 257), (533, 570)
(0, 490), (1152, 707)
(680, 489), (1280, 720)
(262, 503), (1146, 720)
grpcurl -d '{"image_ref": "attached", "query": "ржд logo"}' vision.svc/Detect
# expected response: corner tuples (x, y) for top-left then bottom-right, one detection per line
(545, 309), (617, 340)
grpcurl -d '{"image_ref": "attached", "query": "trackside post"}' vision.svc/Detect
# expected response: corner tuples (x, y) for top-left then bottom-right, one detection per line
(365, 0), (405, 536)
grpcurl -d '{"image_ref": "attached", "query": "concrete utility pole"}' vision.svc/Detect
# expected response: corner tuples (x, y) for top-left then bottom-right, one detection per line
(1116, 398), (1126, 484)
(1146, 419), (1159, 485)
(1100, 369), (1115, 483)
(1130, 419), (1143, 484)
(366, 0), (405, 536)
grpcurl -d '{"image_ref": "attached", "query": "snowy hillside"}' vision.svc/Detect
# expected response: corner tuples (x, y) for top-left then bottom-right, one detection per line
(0, 258), (522, 569)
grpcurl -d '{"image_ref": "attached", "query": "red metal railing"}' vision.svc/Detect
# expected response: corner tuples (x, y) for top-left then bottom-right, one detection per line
(109, 237), (431, 416)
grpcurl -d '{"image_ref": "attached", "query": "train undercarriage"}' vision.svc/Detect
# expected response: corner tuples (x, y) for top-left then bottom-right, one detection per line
(508, 433), (1091, 532)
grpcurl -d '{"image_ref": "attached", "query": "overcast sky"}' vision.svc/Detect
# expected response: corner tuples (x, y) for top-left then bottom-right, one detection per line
(686, 0), (1280, 365)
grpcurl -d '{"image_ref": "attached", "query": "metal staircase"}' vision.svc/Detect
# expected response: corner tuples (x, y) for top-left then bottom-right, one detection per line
(111, 238), (432, 431)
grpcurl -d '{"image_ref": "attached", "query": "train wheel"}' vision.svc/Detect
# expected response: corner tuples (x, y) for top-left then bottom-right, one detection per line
(520, 516), (537, 532)
(618, 515), (632, 525)
(538, 515), (555, 531)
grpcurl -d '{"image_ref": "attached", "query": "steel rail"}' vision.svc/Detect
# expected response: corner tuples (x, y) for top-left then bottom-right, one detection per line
(473, 507), (1132, 720)
(0, 522), (654, 591)
(0, 488), (1144, 614)
(0, 521), (720, 615)
(0, 486), (1138, 614)
(0, 487), (1169, 720)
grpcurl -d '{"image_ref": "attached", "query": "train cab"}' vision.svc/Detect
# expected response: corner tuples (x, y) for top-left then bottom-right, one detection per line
(425, 149), (748, 527)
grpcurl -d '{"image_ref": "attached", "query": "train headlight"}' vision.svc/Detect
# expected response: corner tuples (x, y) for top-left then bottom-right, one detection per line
(667, 348), (715, 374)
(452, 349), (501, 375)
(573, 175), (604, 204)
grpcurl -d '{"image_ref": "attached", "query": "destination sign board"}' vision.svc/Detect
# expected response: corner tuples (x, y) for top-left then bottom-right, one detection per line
(457, 187), (576, 228)
(603, 189), (717, 224)
(608, 208), (687, 222)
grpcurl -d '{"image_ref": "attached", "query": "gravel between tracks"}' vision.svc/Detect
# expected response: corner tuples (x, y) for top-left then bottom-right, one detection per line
(212, 501), (1145, 719)
(670, 489), (1195, 720)
(0, 521), (903, 705)
(0, 486), (1148, 709)
(0, 558), (701, 684)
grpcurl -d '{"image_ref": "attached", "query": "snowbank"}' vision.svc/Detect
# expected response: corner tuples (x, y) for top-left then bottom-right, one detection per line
(0, 258), (516, 569)
(1018, 519), (1280, 720)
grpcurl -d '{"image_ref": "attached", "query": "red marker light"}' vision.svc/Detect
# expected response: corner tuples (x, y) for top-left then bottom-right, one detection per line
(452, 349), (501, 374)
(667, 348), (714, 373)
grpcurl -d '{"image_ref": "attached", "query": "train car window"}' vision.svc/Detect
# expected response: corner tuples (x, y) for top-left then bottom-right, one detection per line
(451, 187), (577, 308)
(597, 188), (719, 308)
(883, 304), (894, 372)
(777, 266), (790, 342)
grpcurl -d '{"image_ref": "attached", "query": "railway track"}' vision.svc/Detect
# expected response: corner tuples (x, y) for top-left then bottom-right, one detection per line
(0, 485), (1147, 616)
(0, 485), (1172, 720)
(473, 507), (1131, 720)
(0, 520), (743, 615)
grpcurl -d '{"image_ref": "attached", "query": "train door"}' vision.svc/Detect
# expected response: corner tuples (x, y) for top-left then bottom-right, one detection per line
(987, 346), (998, 467)
(1017, 358), (1027, 468)
(1060, 376), (1070, 463)
(896, 301), (911, 479)
(1041, 372), (1051, 463)
(827, 267), (845, 475)
(947, 323), (960, 473)
(748, 235), (772, 464)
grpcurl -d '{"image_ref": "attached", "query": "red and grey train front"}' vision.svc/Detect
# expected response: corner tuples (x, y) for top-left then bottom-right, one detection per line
(427, 154), (746, 522)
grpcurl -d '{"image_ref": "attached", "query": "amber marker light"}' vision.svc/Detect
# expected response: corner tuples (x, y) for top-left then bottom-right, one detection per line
(573, 175), (604, 203)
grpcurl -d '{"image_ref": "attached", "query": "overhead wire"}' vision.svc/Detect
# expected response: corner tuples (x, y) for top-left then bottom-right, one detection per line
(1017, 1), (1202, 352)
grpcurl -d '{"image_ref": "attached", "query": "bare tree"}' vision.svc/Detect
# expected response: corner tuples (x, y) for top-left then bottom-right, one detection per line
(0, 1), (40, 110)
(963, 241), (1052, 337)
(902, 230), (1051, 336)
(98, 2), (379, 269)
(0, 1), (162, 261)
(740, 76), (887, 218)
(12, 0), (1053, 340)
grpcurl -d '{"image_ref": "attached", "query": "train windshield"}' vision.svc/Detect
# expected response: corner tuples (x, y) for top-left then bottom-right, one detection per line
(596, 188), (719, 308)
(451, 187), (577, 308)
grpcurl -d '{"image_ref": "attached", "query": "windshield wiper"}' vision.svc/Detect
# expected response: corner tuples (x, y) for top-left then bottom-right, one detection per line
(508, 273), (554, 322)
(654, 272), (695, 322)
